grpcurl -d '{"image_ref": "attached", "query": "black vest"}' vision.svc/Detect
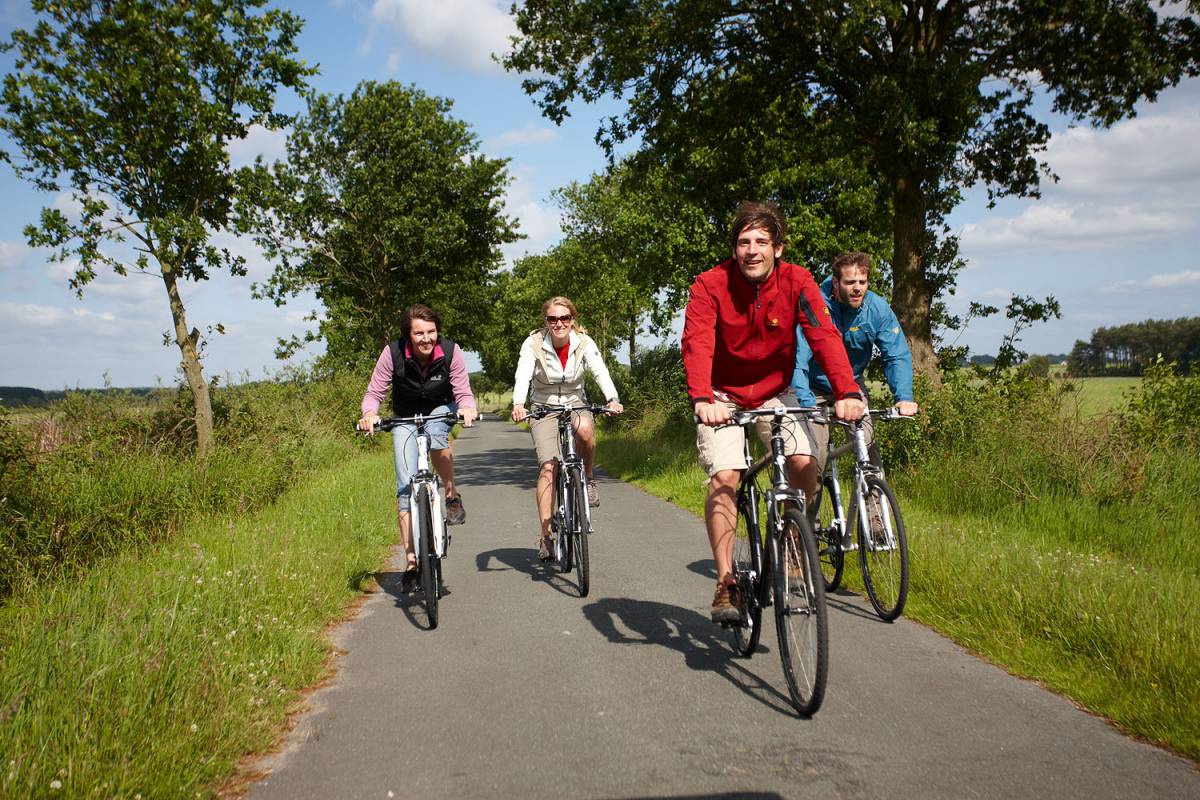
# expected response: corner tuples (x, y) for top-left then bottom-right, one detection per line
(389, 336), (456, 415)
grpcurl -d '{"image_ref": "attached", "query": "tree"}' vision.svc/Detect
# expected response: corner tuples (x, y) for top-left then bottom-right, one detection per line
(0, 0), (311, 456)
(505, 0), (1200, 379)
(243, 81), (520, 368)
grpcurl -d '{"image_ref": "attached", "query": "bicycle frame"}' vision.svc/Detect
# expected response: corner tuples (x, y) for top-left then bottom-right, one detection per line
(407, 422), (447, 559)
(827, 412), (897, 554)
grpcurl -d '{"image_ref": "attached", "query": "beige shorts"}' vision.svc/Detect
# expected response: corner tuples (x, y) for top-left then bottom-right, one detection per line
(529, 408), (595, 464)
(806, 394), (874, 471)
(695, 395), (817, 478)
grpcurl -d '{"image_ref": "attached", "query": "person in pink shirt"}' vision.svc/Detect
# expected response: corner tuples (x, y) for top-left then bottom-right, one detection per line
(357, 304), (478, 579)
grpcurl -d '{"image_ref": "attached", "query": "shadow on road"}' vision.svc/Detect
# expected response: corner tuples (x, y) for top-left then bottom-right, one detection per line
(373, 567), (437, 631)
(582, 597), (802, 718)
(475, 546), (582, 597)
(686, 558), (718, 581)
(453, 446), (534, 488)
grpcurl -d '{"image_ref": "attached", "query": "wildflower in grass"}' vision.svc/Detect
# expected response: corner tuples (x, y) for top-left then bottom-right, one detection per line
(50, 779), (62, 790)
(189, 723), (198, 733)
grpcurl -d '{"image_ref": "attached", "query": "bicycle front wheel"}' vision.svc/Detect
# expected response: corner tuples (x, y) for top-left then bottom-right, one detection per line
(571, 469), (591, 598)
(418, 486), (440, 630)
(773, 509), (828, 716)
(814, 476), (845, 592)
(856, 475), (909, 621)
(731, 498), (763, 657)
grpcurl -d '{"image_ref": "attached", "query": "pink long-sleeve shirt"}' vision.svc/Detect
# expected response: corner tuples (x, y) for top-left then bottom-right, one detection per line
(360, 340), (477, 416)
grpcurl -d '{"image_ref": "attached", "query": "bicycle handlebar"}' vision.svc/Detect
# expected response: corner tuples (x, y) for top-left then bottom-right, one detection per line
(694, 405), (829, 429)
(830, 407), (919, 427)
(354, 411), (462, 433)
(526, 403), (618, 420)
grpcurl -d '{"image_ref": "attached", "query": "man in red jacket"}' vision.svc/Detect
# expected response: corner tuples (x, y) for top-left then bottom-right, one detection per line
(682, 201), (865, 623)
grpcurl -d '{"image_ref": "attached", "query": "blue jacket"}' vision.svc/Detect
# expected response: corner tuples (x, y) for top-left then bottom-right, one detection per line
(791, 277), (914, 405)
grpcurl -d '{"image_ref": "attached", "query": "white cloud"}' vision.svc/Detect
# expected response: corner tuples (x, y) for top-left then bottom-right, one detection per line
(0, 240), (28, 270)
(485, 123), (559, 151)
(961, 202), (1193, 254)
(1101, 270), (1200, 293)
(1045, 110), (1200, 197)
(499, 167), (562, 263)
(227, 124), (290, 168)
(369, 0), (517, 75)
(0, 301), (116, 329)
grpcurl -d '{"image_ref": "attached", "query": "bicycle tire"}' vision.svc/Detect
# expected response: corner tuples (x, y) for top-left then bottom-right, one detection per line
(730, 496), (763, 657)
(556, 466), (572, 574)
(815, 475), (845, 592)
(571, 468), (591, 597)
(418, 486), (440, 630)
(773, 509), (828, 716)
(856, 474), (909, 621)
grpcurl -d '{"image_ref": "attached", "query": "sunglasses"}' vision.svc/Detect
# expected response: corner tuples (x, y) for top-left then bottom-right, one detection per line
(545, 314), (573, 324)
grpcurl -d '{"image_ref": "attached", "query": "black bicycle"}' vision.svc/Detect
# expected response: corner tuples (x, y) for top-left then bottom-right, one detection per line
(528, 404), (613, 597)
(718, 406), (830, 716)
(358, 411), (460, 629)
(813, 408), (912, 621)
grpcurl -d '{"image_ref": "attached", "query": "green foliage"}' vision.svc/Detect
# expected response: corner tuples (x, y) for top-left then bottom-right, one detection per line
(610, 344), (691, 431)
(506, 0), (1200, 375)
(1068, 316), (1200, 376)
(0, 0), (313, 453)
(242, 81), (519, 367)
(1119, 359), (1200, 448)
(0, 373), (363, 598)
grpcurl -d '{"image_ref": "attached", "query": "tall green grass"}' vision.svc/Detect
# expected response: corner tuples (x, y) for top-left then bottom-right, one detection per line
(597, 353), (1200, 759)
(0, 448), (398, 798)
(0, 372), (365, 598)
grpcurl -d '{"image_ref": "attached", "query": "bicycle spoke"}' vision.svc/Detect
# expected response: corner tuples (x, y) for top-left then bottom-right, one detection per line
(857, 475), (909, 621)
(773, 510), (828, 716)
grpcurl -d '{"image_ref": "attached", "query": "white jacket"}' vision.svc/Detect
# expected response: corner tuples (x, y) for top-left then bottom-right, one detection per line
(512, 329), (620, 407)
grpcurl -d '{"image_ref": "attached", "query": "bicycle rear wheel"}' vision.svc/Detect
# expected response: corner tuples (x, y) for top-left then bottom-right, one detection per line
(856, 475), (909, 621)
(814, 475), (845, 592)
(730, 498), (763, 657)
(571, 468), (591, 597)
(773, 509), (828, 716)
(418, 486), (440, 630)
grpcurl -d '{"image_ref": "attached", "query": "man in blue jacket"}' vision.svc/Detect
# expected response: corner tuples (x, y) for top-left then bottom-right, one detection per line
(792, 251), (918, 501)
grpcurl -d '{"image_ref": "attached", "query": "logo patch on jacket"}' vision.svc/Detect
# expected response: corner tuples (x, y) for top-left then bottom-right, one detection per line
(849, 326), (859, 332)
(768, 317), (780, 327)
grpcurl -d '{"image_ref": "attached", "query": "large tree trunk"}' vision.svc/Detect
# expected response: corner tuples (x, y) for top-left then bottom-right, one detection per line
(162, 262), (214, 457)
(890, 169), (940, 385)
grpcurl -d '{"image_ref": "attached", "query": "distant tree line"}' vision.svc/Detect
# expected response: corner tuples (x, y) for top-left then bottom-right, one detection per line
(1067, 318), (1200, 377)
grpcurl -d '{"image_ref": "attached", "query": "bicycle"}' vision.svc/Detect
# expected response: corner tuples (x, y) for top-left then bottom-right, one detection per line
(358, 411), (461, 630)
(527, 403), (614, 598)
(716, 406), (830, 716)
(812, 408), (912, 621)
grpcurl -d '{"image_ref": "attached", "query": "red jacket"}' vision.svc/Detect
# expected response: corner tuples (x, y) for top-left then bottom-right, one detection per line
(681, 259), (860, 408)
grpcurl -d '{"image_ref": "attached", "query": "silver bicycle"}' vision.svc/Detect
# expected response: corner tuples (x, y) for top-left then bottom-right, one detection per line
(812, 408), (912, 621)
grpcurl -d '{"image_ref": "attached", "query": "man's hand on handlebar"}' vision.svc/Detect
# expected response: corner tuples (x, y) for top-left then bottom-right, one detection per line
(694, 400), (732, 427)
(894, 400), (919, 417)
(833, 397), (866, 421)
(357, 412), (382, 435)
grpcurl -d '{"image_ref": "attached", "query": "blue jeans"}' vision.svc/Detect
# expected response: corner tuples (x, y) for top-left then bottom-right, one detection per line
(392, 403), (456, 503)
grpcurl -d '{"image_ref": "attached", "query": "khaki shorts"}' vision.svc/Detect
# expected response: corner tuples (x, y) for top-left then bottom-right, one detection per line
(805, 393), (874, 472)
(696, 395), (817, 478)
(530, 408), (595, 464)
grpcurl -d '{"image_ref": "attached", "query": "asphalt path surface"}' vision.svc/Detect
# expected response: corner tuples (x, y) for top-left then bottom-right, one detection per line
(248, 422), (1199, 799)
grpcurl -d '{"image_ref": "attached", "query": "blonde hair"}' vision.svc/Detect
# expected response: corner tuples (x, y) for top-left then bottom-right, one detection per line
(541, 296), (586, 334)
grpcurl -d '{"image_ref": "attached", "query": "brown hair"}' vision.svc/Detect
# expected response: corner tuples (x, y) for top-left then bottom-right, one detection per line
(831, 251), (872, 281)
(729, 201), (786, 252)
(541, 296), (585, 333)
(400, 303), (441, 340)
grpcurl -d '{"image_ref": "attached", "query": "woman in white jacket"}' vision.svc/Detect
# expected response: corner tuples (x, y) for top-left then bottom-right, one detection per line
(512, 296), (623, 559)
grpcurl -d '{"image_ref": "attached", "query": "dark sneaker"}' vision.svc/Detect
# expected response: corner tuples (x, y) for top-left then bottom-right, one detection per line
(710, 582), (741, 624)
(587, 479), (599, 507)
(445, 495), (466, 526)
(400, 569), (420, 594)
(538, 535), (552, 562)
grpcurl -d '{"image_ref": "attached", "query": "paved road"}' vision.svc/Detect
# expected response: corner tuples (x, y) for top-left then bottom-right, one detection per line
(248, 422), (1199, 799)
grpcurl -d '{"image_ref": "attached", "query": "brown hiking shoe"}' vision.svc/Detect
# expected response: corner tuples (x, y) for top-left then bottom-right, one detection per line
(710, 581), (741, 624)
(587, 479), (600, 507)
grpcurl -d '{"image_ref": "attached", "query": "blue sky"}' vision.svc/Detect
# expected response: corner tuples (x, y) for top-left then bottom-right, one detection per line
(1, 0), (1198, 389)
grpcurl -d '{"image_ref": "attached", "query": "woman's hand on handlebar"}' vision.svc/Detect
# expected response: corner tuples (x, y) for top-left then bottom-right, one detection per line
(511, 403), (528, 423)
(357, 412), (382, 435)
(458, 408), (478, 428)
(605, 400), (623, 415)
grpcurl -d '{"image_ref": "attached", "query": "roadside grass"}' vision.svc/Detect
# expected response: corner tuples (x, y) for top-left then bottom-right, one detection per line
(596, 416), (1200, 760)
(0, 447), (398, 798)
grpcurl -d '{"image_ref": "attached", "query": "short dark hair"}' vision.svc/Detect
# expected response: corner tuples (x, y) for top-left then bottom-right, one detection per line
(831, 251), (872, 281)
(400, 304), (441, 340)
(729, 201), (786, 252)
